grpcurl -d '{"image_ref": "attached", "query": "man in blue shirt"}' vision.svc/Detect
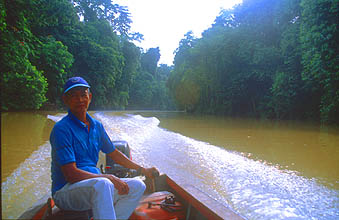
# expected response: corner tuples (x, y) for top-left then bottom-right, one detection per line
(50, 76), (158, 219)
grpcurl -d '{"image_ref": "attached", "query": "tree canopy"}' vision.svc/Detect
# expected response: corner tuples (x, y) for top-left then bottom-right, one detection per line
(1, 0), (337, 124)
(1, 0), (173, 111)
(168, 0), (338, 124)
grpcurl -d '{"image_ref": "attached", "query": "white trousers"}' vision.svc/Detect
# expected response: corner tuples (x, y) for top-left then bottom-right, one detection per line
(53, 177), (146, 220)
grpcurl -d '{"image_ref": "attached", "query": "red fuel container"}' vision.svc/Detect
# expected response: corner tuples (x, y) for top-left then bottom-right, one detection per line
(130, 191), (185, 220)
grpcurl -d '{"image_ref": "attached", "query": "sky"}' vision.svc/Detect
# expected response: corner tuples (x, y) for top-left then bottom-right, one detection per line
(114, 0), (242, 65)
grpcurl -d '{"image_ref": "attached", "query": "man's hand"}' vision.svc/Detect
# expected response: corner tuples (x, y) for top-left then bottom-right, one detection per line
(141, 167), (160, 179)
(104, 174), (129, 195)
(107, 149), (160, 179)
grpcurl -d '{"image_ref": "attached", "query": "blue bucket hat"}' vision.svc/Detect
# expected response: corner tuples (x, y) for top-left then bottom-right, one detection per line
(63, 77), (90, 94)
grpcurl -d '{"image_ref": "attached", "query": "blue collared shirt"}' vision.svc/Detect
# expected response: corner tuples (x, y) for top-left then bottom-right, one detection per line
(50, 111), (115, 195)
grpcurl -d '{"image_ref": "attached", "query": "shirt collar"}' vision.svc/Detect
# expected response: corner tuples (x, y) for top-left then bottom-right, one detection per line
(67, 110), (93, 128)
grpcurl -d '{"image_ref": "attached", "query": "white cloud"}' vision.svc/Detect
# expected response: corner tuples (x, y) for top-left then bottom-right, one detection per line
(115, 0), (242, 65)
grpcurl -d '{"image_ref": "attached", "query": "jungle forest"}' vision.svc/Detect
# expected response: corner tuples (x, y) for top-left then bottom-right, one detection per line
(1, 0), (338, 124)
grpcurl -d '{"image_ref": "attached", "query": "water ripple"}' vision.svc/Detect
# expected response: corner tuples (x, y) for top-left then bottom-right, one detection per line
(98, 113), (339, 220)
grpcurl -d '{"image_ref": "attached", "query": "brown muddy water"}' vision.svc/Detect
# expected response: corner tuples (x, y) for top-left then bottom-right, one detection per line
(1, 111), (339, 219)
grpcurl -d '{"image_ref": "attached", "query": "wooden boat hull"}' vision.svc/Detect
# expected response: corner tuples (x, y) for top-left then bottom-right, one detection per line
(144, 174), (244, 220)
(18, 174), (244, 220)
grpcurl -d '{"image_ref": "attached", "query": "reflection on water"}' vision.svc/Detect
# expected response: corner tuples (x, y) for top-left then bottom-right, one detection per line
(141, 112), (339, 189)
(1, 111), (339, 219)
(1, 111), (55, 182)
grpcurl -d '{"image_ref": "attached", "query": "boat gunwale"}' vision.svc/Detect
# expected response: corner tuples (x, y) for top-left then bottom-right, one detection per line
(164, 174), (245, 220)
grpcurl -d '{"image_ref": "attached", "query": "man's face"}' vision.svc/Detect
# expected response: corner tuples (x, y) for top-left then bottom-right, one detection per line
(63, 87), (92, 115)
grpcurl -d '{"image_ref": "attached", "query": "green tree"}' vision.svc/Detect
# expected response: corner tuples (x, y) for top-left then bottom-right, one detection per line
(129, 48), (161, 109)
(54, 1), (135, 109)
(168, 31), (198, 111)
(21, 0), (78, 105)
(269, 0), (308, 119)
(34, 36), (73, 106)
(55, 17), (124, 109)
(73, 24), (124, 109)
(129, 47), (174, 110)
(73, 0), (143, 41)
(0, 0), (6, 32)
(113, 40), (141, 109)
(153, 64), (175, 110)
(128, 70), (154, 109)
(141, 47), (160, 76)
(169, 0), (339, 124)
(1, 0), (48, 110)
(300, 0), (339, 123)
(170, 0), (284, 115)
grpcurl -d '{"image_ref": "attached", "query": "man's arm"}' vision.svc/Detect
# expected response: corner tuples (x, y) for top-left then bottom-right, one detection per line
(107, 149), (158, 178)
(61, 162), (130, 195)
(61, 162), (105, 183)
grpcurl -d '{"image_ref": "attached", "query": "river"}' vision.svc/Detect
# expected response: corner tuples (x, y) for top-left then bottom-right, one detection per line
(1, 111), (339, 219)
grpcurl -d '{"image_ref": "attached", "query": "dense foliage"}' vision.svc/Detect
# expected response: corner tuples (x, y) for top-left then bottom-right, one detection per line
(1, 0), (173, 111)
(1, 0), (337, 124)
(168, 0), (338, 124)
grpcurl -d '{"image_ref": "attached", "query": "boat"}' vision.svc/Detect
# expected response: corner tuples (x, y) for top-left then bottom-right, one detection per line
(18, 141), (245, 220)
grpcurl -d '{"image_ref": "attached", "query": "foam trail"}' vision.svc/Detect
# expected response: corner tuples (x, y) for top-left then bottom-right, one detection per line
(97, 112), (339, 220)
(2, 142), (51, 219)
(47, 114), (65, 122)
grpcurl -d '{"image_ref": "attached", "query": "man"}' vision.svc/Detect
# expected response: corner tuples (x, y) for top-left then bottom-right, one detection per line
(50, 76), (158, 220)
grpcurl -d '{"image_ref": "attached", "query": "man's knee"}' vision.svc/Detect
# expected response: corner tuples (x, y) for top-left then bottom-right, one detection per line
(128, 178), (146, 195)
(53, 178), (114, 211)
(91, 177), (114, 193)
